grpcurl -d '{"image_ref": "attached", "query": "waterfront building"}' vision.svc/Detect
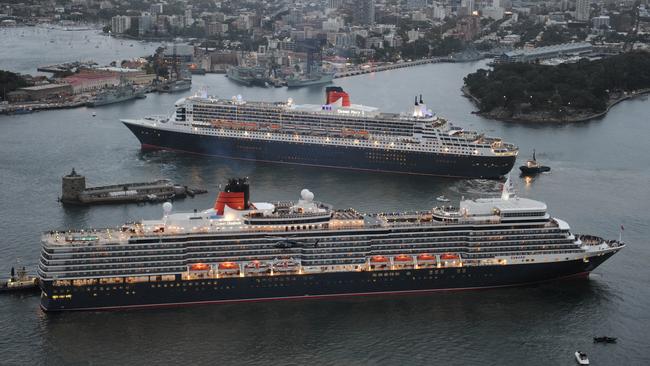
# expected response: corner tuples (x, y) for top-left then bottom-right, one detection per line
(13, 84), (73, 101)
(92, 67), (156, 86)
(111, 15), (131, 34)
(495, 42), (593, 63)
(138, 12), (153, 36)
(576, 0), (590, 22)
(63, 71), (120, 94)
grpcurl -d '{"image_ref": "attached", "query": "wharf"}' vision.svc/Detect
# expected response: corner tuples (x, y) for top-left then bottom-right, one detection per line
(334, 57), (452, 79)
(59, 169), (207, 205)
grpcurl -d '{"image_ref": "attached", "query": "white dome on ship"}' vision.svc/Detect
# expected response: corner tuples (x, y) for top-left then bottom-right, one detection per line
(301, 189), (314, 202)
(162, 202), (173, 215)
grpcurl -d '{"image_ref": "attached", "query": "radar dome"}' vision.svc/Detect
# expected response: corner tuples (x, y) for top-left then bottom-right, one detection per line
(300, 189), (314, 202)
(163, 202), (173, 215)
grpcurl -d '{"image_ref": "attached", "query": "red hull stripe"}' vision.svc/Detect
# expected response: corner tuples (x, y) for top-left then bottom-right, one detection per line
(41, 271), (590, 312)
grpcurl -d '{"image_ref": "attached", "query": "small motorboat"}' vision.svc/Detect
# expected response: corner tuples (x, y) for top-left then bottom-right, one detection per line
(91, 112), (96, 117)
(575, 351), (590, 365)
(593, 336), (617, 343)
(519, 150), (551, 176)
(436, 195), (450, 202)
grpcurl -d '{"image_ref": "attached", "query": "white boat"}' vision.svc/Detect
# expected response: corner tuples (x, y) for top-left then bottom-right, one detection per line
(575, 351), (589, 365)
(436, 195), (450, 202)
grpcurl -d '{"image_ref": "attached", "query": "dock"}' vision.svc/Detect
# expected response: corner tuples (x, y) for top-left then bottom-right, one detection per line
(59, 169), (207, 205)
(334, 57), (452, 79)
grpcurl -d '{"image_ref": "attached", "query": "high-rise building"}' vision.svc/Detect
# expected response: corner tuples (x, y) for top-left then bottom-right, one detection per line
(576, 0), (590, 22)
(185, 8), (194, 27)
(138, 12), (153, 36)
(111, 15), (131, 34)
(353, 0), (375, 25)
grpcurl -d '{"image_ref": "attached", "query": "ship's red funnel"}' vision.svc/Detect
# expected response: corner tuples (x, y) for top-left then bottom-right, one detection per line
(214, 178), (250, 215)
(325, 87), (350, 107)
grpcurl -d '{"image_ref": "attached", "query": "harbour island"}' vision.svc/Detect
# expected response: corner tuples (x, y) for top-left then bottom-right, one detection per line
(462, 51), (650, 123)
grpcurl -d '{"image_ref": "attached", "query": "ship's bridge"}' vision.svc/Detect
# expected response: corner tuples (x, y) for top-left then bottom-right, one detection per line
(459, 197), (548, 221)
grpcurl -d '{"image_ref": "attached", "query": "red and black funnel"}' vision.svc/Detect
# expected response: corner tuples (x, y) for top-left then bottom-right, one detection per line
(214, 178), (250, 215)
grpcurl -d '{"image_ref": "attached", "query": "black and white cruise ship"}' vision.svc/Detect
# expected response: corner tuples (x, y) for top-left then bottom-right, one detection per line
(39, 178), (623, 311)
(121, 88), (518, 178)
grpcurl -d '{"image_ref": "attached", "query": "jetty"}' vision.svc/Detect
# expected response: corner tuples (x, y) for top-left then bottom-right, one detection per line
(59, 168), (207, 205)
(334, 57), (452, 79)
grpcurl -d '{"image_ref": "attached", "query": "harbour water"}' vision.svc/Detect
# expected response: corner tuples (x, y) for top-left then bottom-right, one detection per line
(1, 29), (649, 365)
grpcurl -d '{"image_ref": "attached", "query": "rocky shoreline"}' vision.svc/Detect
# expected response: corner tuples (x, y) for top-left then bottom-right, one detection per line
(461, 86), (650, 123)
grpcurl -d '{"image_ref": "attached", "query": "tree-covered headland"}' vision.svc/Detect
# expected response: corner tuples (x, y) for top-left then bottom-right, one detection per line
(463, 51), (650, 122)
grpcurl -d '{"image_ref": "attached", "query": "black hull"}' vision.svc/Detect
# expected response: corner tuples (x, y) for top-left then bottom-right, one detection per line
(40, 253), (613, 311)
(123, 122), (515, 179)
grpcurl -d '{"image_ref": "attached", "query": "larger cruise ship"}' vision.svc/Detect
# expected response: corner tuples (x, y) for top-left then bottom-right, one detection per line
(121, 88), (518, 178)
(39, 178), (623, 311)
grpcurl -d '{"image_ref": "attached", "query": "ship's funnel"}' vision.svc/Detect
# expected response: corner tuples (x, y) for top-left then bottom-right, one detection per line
(214, 178), (250, 215)
(325, 86), (350, 107)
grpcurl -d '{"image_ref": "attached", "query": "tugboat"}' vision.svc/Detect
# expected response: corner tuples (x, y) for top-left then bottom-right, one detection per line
(519, 150), (551, 176)
(575, 351), (590, 365)
(1, 267), (39, 293)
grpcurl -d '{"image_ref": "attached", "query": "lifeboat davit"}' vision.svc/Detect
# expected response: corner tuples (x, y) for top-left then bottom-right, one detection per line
(218, 262), (239, 270)
(440, 253), (460, 261)
(370, 255), (389, 263)
(394, 255), (413, 262)
(217, 262), (240, 276)
(189, 263), (211, 271)
(417, 254), (437, 262)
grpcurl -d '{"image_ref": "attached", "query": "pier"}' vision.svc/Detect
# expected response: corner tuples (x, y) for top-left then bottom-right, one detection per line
(334, 57), (452, 79)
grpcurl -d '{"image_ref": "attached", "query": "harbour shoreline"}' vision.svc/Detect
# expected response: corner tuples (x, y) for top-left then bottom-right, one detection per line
(461, 86), (650, 124)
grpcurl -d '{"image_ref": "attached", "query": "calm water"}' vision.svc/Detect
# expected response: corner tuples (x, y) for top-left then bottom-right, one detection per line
(1, 28), (649, 365)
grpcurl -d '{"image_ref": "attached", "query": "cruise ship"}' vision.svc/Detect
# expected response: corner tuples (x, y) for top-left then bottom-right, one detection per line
(121, 88), (518, 179)
(38, 178), (623, 311)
